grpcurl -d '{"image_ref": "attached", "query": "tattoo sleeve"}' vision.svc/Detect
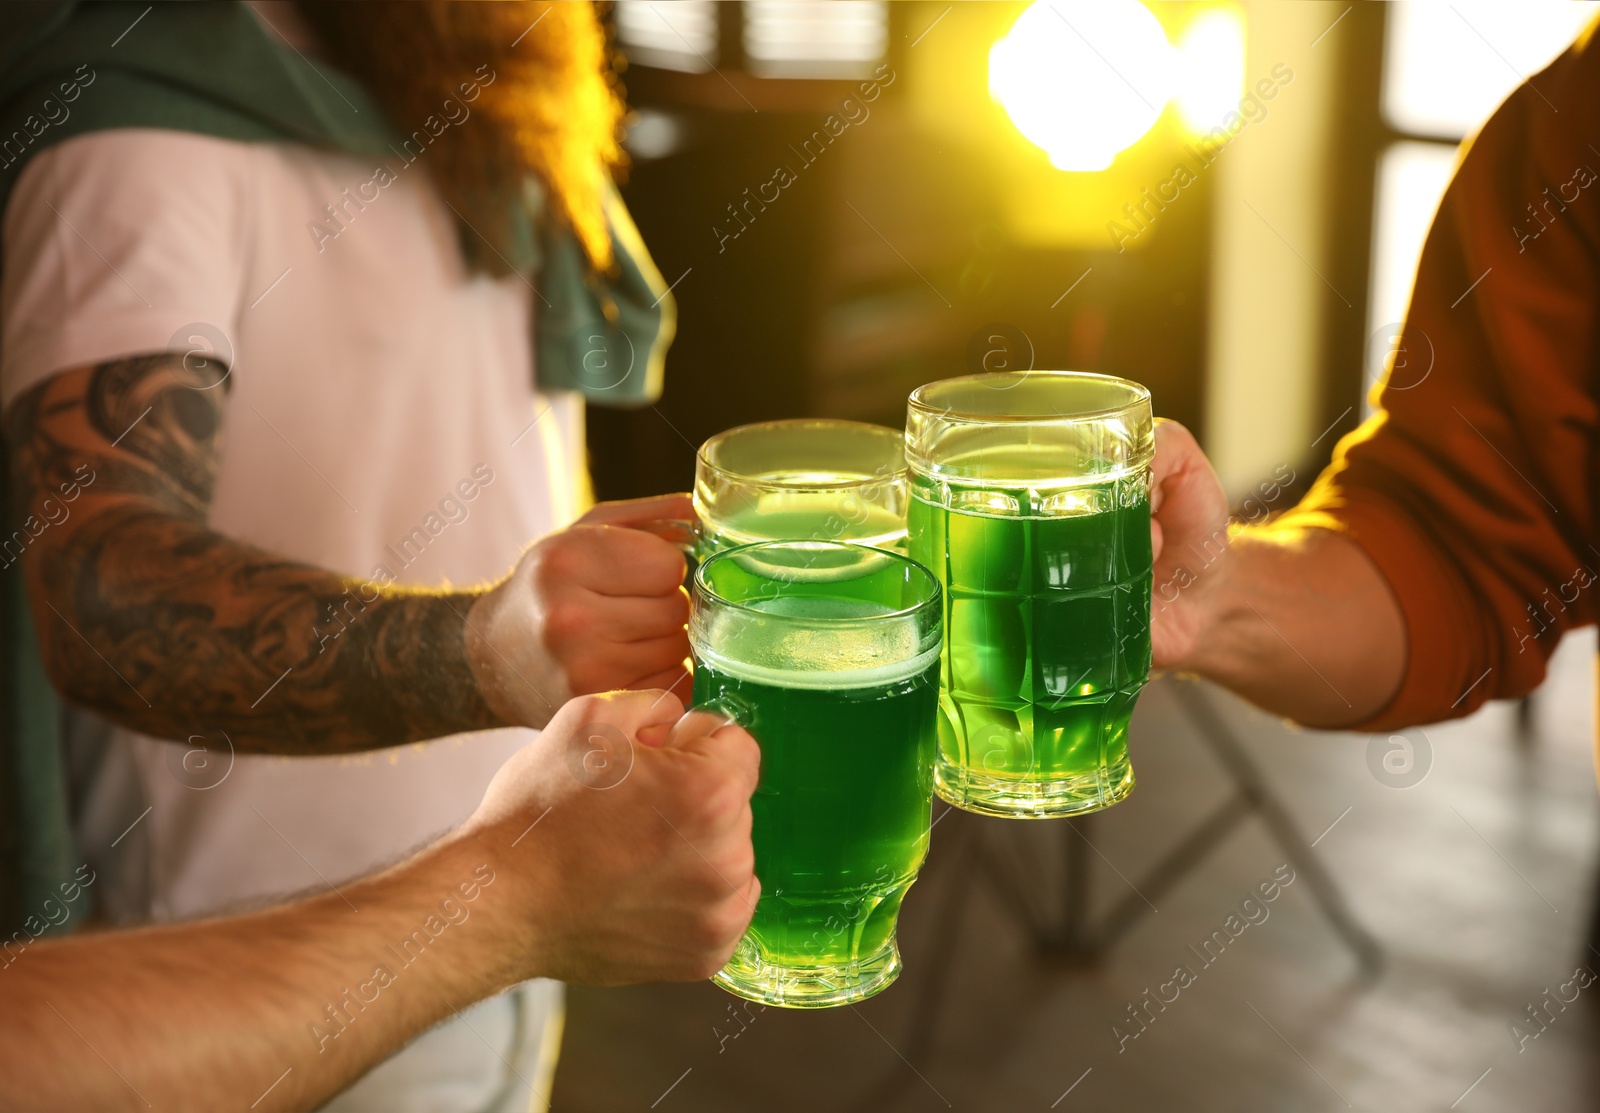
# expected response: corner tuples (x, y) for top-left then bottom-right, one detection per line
(3, 355), (506, 753)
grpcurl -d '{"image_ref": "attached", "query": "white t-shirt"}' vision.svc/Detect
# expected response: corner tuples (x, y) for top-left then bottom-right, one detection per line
(1, 126), (580, 1109)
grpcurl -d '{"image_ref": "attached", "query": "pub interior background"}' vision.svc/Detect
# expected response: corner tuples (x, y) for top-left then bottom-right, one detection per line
(561, 2), (1600, 1111)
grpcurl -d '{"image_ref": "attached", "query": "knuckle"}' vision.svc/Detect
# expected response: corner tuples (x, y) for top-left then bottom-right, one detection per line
(534, 534), (589, 584)
(713, 732), (762, 790)
(543, 600), (589, 642)
(659, 557), (689, 593)
(529, 558), (561, 593)
(728, 729), (761, 768)
(655, 541), (688, 576)
(689, 948), (729, 981)
(660, 591), (691, 627)
(713, 898), (752, 943)
(710, 901), (752, 953)
(634, 642), (684, 677)
(718, 779), (755, 822)
(694, 901), (747, 954)
(591, 524), (642, 557)
(647, 689), (685, 721)
(625, 535), (684, 585)
(692, 916), (727, 955)
(716, 852), (755, 900)
(693, 778), (745, 828)
(687, 856), (733, 903)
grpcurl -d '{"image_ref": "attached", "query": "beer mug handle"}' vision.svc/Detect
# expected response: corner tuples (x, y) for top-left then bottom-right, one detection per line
(631, 516), (699, 556)
(694, 693), (752, 729)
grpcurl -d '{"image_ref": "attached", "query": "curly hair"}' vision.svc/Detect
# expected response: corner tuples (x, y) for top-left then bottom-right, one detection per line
(298, 1), (626, 272)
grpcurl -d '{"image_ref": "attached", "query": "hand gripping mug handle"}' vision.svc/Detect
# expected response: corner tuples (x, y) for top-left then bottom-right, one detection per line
(630, 516), (700, 557)
(694, 694), (752, 730)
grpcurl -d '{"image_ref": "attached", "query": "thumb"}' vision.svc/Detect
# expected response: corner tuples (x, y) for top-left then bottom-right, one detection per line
(661, 708), (738, 750)
(547, 689), (685, 744)
(1150, 419), (1228, 542)
(1150, 418), (1194, 515)
(665, 710), (762, 797)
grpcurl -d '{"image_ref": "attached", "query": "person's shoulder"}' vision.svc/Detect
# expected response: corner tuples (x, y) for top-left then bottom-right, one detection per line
(1519, 18), (1600, 126)
(1552, 17), (1600, 81)
(5, 128), (270, 243)
(15, 128), (371, 211)
(20, 128), (263, 183)
(1456, 22), (1600, 197)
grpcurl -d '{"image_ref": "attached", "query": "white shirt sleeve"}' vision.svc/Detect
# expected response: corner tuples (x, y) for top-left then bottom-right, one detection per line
(1, 128), (253, 409)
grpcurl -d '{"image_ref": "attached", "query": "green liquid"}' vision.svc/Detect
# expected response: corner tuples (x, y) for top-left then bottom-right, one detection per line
(691, 653), (938, 971)
(908, 473), (1152, 806)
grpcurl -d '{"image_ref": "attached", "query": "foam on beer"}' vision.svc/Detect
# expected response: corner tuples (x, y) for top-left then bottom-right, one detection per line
(695, 597), (940, 692)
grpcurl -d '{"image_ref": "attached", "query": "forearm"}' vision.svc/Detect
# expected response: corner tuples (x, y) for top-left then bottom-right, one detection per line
(27, 497), (509, 752)
(1181, 526), (1406, 728)
(0, 834), (521, 1113)
(6, 359), (531, 752)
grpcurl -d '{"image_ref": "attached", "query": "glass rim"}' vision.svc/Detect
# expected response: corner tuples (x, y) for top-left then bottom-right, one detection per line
(696, 419), (908, 491)
(907, 370), (1150, 425)
(692, 539), (940, 624)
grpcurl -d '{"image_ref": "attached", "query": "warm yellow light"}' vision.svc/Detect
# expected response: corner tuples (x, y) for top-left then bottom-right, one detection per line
(1174, 9), (1245, 134)
(989, 0), (1172, 172)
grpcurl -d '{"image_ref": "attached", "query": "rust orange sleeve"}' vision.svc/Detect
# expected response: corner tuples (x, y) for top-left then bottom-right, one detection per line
(1282, 21), (1600, 730)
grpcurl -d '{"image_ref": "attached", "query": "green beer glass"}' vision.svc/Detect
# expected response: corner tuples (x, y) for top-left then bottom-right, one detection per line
(905, 371), (1154, 819)
(690, 541), (942, 1007)
(693, 419), (907, 557)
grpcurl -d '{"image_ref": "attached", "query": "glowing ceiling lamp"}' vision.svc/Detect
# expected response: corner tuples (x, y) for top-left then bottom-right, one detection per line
(1175, 9), (1246, 133)
(989, 0), (1173, 172)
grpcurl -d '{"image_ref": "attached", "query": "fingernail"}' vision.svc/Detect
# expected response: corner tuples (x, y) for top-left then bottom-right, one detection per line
(636, 724), (671, 748)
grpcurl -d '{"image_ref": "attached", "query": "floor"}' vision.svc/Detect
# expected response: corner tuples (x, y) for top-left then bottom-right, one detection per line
(550, 632), (1600, 1112)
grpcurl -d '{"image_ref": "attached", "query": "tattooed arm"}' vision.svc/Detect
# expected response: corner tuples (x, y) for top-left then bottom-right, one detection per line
(4, 356), (693, 753)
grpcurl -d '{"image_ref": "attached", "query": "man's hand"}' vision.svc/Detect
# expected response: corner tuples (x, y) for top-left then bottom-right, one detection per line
(1145, 418), (1404, 727)
(1149, 419), (1233, 670)
(462, 689), (761, 985)
(2, 689), (760, 1113)
(465, 495), (694, 729)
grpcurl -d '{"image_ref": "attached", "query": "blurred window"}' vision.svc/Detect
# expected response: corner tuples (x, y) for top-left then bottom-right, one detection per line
(1364, 2), (1595, 405)
(615, 1), (719, 73)
(744, 1), (887, 79)
(1382, 2), (1595, 138)
(615, 1), (887, 79)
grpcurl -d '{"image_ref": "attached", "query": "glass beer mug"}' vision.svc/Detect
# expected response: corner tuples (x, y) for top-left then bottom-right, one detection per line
(693, 419), (908, 556)
(690, 540), (942, 1006)
(904, 371), (1155, 819)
